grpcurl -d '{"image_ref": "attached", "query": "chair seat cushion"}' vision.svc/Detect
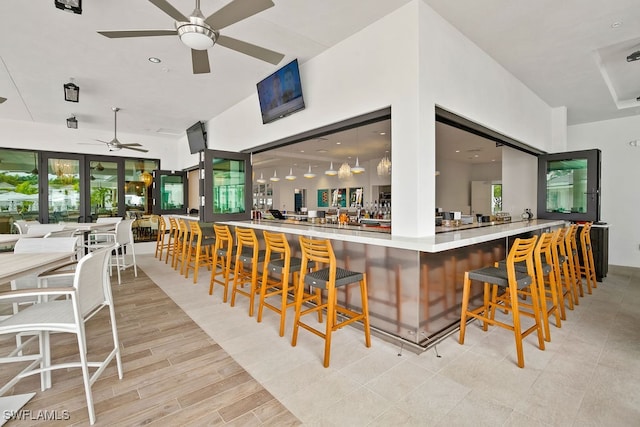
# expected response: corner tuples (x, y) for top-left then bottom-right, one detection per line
(304, 267), (364, 290)
(268, 256), (302, 273)
(238, 248), (265, 263)
(0, 300), (74, 329)
(468, 266), (532, 289)
(497, 260), (552, 275)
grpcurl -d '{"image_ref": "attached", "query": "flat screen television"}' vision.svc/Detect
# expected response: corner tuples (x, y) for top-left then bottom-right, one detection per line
(186, 121), (207, 154)
(256, 59), (305, 124)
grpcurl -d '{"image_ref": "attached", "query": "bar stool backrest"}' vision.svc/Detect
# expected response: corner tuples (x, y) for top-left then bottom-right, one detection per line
(263, 230), (290, 261)
(235, 227), (259, 258)
(213, 224), (233, 251)
(506, 235), (537, 282)
(298, 236), (335, 275)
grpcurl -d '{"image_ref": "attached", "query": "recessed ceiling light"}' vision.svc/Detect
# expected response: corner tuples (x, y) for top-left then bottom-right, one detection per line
(317, 149), (328, 153)
(336, 142), (341, 145)
(611, 21), (623, 28)
(148, 57), (161, 63)
(379, 132), (386, 135)
(455, 150), (460, 153)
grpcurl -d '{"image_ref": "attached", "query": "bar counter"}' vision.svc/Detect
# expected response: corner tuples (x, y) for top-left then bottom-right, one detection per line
(219, 218), (566, 352)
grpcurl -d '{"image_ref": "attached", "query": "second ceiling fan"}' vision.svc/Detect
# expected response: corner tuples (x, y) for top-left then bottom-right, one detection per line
(97, 107), (149, 153)
(97, 0), (285, 74)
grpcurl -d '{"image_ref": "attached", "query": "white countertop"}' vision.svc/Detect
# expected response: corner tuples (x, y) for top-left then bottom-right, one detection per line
(220, 219), (567, 253)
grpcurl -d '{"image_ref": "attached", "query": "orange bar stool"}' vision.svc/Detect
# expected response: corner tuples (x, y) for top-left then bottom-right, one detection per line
(164, 216), (179, 265)
(172, 219), (190, 272)
(209, 224), (235, 302)
(258, 231), (322, 337)
(579, 222), (598, 294)
(184, 220), (215, 284)
(459, 235), (544, 368)
(533, 231), (562, 341)
(292, 236), (371, 368)
(550, 227), (573, 321)
(154, 215), (169, 260)
(230, 227), (266, 317)
(564, 224), (584, 302)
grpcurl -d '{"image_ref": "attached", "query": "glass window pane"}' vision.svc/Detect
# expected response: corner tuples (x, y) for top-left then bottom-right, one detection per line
(124, 159), (158, 216)
(48, 157), (80, 223)
(160, 175), (185, 210)
(90, 160), (118, 219)
(545, 159), (588, 214)
(0, 149), (39, 231)
(212, 158), (246, 214)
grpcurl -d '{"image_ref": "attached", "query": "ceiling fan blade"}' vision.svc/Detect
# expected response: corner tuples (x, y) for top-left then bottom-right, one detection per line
(192, 49), (211, 74)
(98, 29), (177, 38)
(205, 0), (274, 30)
(0, 97), (6, 104)
(118, 143), (143, 147)
(149, 0), (189, 22)
(216, 35), (284, 65)
(122, 146), (149, 153)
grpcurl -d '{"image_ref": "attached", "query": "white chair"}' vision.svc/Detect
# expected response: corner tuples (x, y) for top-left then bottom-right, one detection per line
(13, 220), (40, 234)
(0, 245), (124, 425)
(89, 219), (137, 284)
(26, 223), (65, 236)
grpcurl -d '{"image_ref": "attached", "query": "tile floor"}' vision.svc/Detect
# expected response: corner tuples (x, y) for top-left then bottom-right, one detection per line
(138, 249), (640, 426)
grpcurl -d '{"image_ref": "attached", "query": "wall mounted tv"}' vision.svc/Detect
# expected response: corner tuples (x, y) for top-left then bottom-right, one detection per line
(186, 121), (207, 154)
(256, 59), (305, 124)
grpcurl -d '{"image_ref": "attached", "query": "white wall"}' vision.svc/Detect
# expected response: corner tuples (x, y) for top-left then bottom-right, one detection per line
(203, 1), (557, 237)
(501, 145), (538, 218)
(568, 115), (640, 268)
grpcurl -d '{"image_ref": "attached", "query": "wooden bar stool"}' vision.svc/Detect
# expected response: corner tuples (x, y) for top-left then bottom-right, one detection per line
(550, 227), (574, 320)
(258, 231), (322, 337)
(230, 227), (265, 317)
(209, 224), (235, 302)
(164, 216), (179, 265)
(172, 219), (190, 273)
(564, 224), (583, 302)
(459, 235), (544, 368)
(154, 215), (169, 260)
(579, 222), (598, 294)
(184, 220), (215, 284)
(292, 236), (371, 368)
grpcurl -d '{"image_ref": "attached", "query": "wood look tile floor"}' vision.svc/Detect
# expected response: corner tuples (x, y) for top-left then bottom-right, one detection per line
(2, 245), (640, 426)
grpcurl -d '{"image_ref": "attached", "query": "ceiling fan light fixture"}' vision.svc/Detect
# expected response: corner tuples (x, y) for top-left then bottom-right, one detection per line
(177, 19), (217, 50)
(54, 0), (82, 14)
(66, 116), (78, 129)
(63, 81), (79, 102)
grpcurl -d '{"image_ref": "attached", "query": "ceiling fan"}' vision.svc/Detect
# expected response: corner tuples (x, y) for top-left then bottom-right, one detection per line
(97, 107), (149, 153)
(97, 0), (285, 74)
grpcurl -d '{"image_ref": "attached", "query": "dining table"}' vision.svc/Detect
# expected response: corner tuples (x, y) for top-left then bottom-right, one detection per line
(0, 251), (76, 284)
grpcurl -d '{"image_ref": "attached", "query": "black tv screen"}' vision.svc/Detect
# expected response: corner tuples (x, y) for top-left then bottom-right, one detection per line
(186, 121), (207, 154)
(257, 59), (305, 124)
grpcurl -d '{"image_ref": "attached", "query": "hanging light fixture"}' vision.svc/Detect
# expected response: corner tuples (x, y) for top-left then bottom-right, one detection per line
(256, 172), (266, 184)
(63, 79), (79, 102)
(303, 164), (316, 178)
(270, 170), (280, 182)
(351, 157), (365, 174)
(140, 171), (153, 187)
(55, 0), (82, 14)
(285, 167), (297, 181)
(325, 161), (337, 176)
(66, 115), (78, 129)
(377, 152), (391, 176)
(338, 161), (352, 179)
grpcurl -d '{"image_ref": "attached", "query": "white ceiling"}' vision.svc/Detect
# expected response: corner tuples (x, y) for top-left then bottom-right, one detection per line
(0, 0), (639, 166)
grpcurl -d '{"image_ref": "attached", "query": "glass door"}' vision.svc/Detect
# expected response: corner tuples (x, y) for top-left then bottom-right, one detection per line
(537, 149), (601, 222)
(41, 153), (85, 224)
(202, 149), (252, 222)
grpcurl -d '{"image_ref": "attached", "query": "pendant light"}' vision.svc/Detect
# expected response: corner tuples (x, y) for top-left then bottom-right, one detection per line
(377, 152), (391, 176)
(351, 157), (365, 174)
(256, 172), (266, 184)
(303, 164), (316, 178)
(285, 167), (297, 180)
(338, 161), (351, 179)
(325, 161), (337, 176)
(270, 170), (280, 182)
